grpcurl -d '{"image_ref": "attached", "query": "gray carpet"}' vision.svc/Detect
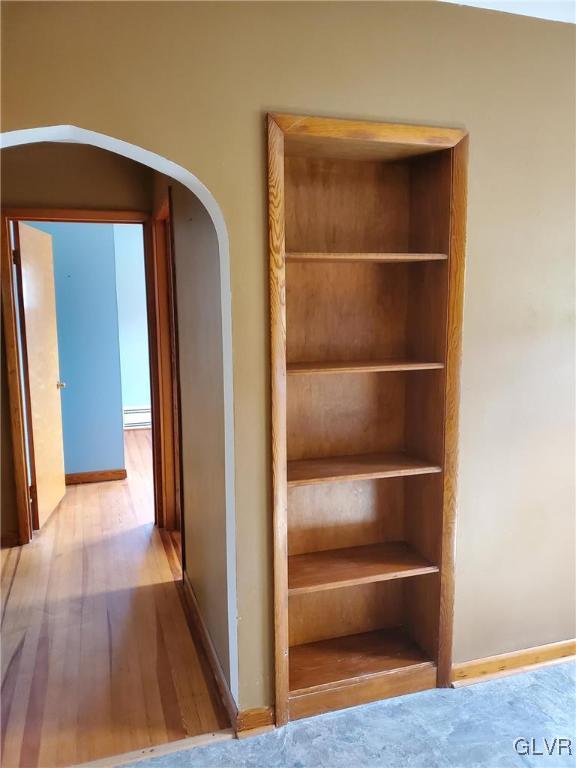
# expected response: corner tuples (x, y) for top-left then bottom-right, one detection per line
(126, 662), (576, 768)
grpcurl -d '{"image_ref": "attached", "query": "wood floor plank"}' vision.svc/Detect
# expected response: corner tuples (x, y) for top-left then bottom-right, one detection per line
(4, 518), (56, 767)
(1, 430), (229, 767)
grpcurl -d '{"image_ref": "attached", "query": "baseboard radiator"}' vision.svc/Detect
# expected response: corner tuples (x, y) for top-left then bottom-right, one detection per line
(123, 406), (152, 430)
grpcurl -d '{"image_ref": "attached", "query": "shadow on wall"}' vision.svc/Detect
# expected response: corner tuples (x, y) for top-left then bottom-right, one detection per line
(169, 180), (232, 690)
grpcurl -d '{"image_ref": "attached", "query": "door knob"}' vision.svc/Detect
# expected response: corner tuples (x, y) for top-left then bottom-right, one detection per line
(56, 381), (66, 389)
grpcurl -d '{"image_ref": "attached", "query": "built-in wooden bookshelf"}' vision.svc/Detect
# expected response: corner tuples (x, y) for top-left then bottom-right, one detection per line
(268, 113), (468, 724)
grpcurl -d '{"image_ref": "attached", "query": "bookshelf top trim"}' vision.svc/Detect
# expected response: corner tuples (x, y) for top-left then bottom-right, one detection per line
(270, 113), (467, 162)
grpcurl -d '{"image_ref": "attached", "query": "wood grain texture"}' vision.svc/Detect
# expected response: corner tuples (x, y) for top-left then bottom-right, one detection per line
(165, 191), (184, 539)
(401, 153), (453, 664)
(287, 370), (447, 466)
(289, 627), (432, 694)
(273, 113), (466, 162)
(267, 115), (289, 726)
(288, 542), (438, 595)
(147, 214), (180, 532)
(287, 360), (444, 375)
(288, 581), (404, 647)
(11, 224), (39, 530)
(452, 639), (576, 686)
(73, 731), (234, 768)
(235, 724), (275, 741)
(286, 252), (447, 263)
(65, 469), (127, 485)
(1, 430), (228, 768)
(287, 478), (405, 557)
(144, 220), (163, 528)
(285, 157), (410, 253)
(437, 137), (469, 687)
(17, 224), (66, 528)
(2, 209), (149, 224)
(404, 573), (441, 663)
(287, 453), (442, 487)
(275, 113), (466, 145)
(289, 664), (436, 721)
(286, 262), (410, 365)
(287, 372), (406, 461)
(1, 215), (32, 543)
(235, 707), (275, 733)
(268, 113), (468, 722)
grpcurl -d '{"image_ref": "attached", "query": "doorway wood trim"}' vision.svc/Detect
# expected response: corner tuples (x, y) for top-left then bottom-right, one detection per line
(147, 192), (183, 533)
(1, 206), (183, 543)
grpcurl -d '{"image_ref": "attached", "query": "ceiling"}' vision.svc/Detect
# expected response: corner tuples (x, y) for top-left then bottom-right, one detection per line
(439, 1), (575, 23)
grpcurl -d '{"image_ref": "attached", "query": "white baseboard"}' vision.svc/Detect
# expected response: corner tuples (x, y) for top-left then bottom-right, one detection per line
(123, 406), (151, 430)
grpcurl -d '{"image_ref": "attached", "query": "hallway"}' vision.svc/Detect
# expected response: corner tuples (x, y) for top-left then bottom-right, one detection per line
(1, 430), (229, 768)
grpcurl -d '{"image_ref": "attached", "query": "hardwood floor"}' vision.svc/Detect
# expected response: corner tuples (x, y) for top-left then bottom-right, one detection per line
(1, 429), (229, 768)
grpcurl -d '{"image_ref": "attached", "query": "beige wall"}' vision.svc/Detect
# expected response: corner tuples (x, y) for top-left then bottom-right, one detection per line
(1, 143), (153, 210)
(1, 1), (574, 709)
(169, 178), (233, 689)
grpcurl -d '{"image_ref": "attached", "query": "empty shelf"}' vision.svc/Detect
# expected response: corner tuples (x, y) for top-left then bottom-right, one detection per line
(287, 359), (444, 375)
(287, 452), (442, 486)
(289, 628), (433, 694)
(288, 542), (438, 595)
(286, 252), (448, 263)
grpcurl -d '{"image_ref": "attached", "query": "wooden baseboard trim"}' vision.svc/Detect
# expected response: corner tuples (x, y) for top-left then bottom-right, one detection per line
(289, 664), (435, 721)
(181, 572), (239, 727)
(235, 706), (275, 733)
(72, 729), (234, 768)
(181, 574), (276, 735)
(452, 639), (576, 687)
(65, 469), (127, 485)
(236, 723), (275, 740)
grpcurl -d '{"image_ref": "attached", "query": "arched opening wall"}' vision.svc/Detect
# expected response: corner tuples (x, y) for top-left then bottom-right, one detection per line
(0, 127), (239, 702)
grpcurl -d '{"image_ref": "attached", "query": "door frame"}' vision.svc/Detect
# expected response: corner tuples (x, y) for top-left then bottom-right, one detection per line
(1, 206), (182, 543)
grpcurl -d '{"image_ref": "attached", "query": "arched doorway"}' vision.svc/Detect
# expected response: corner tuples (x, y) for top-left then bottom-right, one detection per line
(0, 126), (239, 709)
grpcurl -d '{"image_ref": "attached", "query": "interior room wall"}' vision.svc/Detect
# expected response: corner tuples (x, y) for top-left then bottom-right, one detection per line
(29, 221), (124, 475)
(169, 177), (232, 688)
(113, 224), (150, 417)
(1, 1), (574, 709)
(0, 143), (153, 210)
(1, 143), (153, 532)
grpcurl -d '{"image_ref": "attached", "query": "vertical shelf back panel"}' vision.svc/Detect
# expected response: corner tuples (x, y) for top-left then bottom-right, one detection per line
(286, 261), (410, 364)
(285, 157), (410, 253)
(268, 113), (468, 723)
(287, 477), (405, 556)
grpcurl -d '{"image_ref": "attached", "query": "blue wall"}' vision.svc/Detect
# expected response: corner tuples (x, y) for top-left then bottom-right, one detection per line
(30, 222), (125, 474)
(113, 224), (150, 410)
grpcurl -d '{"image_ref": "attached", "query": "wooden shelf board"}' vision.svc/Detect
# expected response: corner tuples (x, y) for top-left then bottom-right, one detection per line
(287, 452), (442, 487)
(288, 542), (438, 596)
(286, 252), (448, 264)
(287, 359), (444, 375)
(289, 627), (434, 695)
